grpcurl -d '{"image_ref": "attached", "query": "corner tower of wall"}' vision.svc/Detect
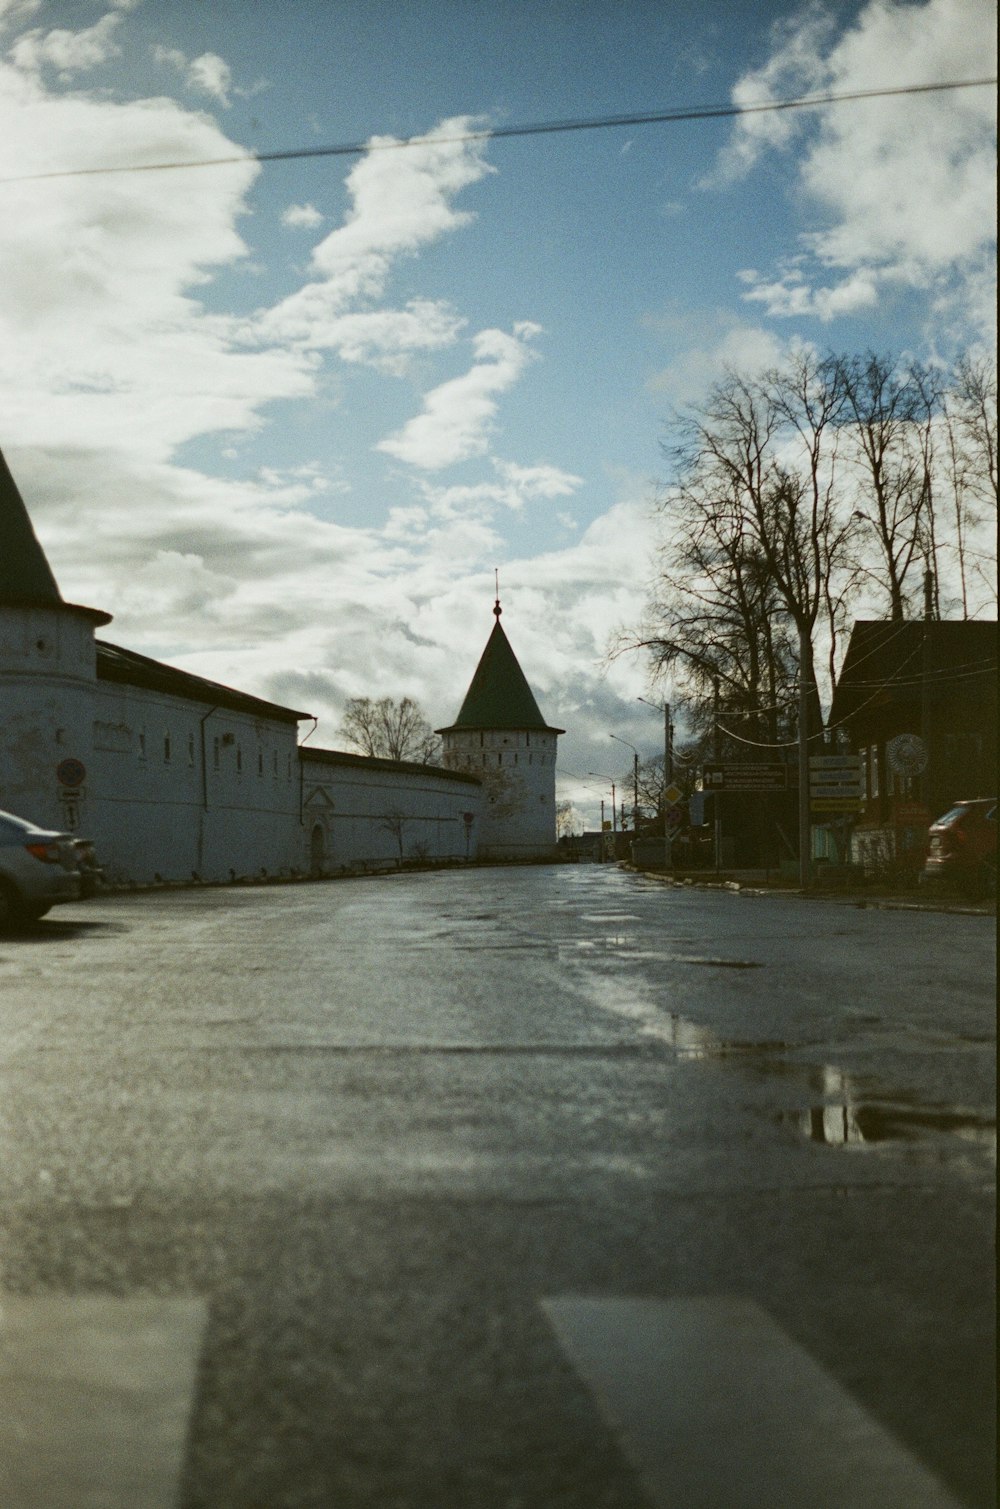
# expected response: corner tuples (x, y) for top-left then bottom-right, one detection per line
(436, 598), (564, 859)
(0, 446), (111, 830)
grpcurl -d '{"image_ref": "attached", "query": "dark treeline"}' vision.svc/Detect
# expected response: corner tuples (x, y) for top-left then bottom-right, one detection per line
(622, 349), (997, 765)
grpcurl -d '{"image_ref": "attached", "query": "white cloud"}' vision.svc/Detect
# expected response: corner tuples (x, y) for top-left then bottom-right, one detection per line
(646, 307), (788, 403)
(0, 27), (636, 782)
(9, 8), (126, 74)
(186, 51), (231, 105)
(713, 0), (997, 334)
(267, 299), (466, 375)
(376, 323), (542, 469)
(153, 43), (233, 105)
(282, 202), (324, 229)
(259, 118), (493, 344)
(0, 49), (311, 463)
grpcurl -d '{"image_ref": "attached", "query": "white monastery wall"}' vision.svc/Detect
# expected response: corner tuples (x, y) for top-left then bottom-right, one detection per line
(86, 682), (303, 884)
(0, 603), (99, 830)
(301, 751), (481, 874)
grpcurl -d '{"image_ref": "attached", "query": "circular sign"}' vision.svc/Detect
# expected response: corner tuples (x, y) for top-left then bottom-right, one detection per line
(665, 804), (684, 830)
(887, 733), (927, 776)
(56, 757), (86, 787)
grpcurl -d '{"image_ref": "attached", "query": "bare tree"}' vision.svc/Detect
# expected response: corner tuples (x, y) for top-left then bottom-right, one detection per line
(942, 354), (998, 613)
(378, 810), (408, 864)
(555, 800), (583, 837)
(838, 352), (935, 620)
(339, 697), (440, 764)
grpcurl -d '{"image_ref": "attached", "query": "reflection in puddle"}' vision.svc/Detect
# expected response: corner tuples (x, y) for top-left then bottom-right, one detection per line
(777, 1066), (996, 1158)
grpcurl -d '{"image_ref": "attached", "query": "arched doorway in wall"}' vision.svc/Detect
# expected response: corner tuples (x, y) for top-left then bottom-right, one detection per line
(310, 822), (325, 877)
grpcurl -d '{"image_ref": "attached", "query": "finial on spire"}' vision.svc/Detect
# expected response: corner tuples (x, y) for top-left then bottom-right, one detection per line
(493, 567), (502, 618)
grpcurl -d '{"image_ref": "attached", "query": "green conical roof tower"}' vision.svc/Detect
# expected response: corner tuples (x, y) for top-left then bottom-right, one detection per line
(438, 597), (563, 734)
(0, 445), (111, 623)
(0, 445), (63, 604)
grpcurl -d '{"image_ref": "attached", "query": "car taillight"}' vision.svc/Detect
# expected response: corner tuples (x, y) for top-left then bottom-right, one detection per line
(25, 841), (61, 862)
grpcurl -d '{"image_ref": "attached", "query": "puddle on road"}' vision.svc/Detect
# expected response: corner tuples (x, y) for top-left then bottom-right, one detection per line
(676, 957), (762, 969)
(781, 1100), (997, 1152)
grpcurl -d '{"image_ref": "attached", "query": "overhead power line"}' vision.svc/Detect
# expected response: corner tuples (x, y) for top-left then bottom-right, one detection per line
(1, 76), (994, 184)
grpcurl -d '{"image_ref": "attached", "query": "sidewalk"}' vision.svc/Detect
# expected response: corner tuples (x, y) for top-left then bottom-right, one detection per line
(623, 864), (996, 916)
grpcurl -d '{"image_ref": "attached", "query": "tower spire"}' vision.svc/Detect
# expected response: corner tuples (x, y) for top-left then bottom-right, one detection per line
(0, 445), (62, 605)
(494, 568), (502, 619)
(0, 444), (112, 624)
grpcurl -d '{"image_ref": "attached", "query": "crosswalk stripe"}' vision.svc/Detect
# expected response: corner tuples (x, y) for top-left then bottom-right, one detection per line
(0, 1293), (206, 1509)
(542, 1296), (963, 1509)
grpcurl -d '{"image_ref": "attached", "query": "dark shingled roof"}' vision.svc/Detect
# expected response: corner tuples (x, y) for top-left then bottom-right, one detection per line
(301, 746), (480, 784)
(96, 640), (310, 724)
(830, 619), (998, 723)
(0, 445), (112, 624)
(1, 445), (63, 605)
(437, 616), (564, 734)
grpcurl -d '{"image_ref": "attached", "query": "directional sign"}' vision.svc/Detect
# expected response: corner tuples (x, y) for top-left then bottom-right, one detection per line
(703, 763), (790, 792)
(809, 754), (862, 804)
(809, 756), (863, 770)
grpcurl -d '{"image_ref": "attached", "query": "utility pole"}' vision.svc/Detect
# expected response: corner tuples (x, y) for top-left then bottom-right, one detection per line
(713, 676), (722, 871)
(797, 625), (811, 889)
(663, 703), (671, 870)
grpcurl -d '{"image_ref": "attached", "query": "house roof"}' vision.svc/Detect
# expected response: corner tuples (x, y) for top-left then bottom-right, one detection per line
(0, 445), (112, 624)
(437, 610), (564, 734)
(830, 619), (999, 725)
(96, 639), (310, 724)
(301, 746), (481, 784)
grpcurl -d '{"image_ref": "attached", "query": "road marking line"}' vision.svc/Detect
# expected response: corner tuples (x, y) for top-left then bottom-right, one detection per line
(542, 1295), (962, 1509)
(0, 1293), (206, 1509)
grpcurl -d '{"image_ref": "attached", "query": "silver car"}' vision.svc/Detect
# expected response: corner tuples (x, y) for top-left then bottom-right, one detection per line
(0, 808), (82, 926)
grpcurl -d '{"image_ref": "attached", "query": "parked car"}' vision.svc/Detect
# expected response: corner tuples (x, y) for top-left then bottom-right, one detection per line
(0, 808), (83, 926)
(72, 837), (105, 897)
(922, 798), (996, 895)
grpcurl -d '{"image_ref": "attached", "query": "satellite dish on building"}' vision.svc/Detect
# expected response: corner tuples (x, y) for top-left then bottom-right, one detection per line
(887, 733), (928, 775)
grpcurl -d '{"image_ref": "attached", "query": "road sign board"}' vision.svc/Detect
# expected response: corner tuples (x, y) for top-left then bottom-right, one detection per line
(810, 783), (862, 798)
(809, 755), (862, 770)
(811, 799), (863, 813)
(703, 763), (789, 791)
(664, 783), (683, 806)
(665, 805), (684, 830)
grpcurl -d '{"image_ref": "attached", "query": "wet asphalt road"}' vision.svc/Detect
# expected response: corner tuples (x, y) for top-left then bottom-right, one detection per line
(0, 864), (995, 1507)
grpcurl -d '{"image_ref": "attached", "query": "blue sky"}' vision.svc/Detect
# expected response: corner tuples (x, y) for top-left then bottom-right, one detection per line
(0, 0), (995, 826)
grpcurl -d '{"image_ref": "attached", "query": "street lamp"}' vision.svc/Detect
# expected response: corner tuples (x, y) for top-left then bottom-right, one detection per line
(587, 772), (617, 858)
(638, 696), (673, 869)
(609, 733), (640, 836)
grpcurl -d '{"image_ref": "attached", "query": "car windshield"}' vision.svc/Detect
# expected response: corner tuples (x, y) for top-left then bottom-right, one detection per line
(933, 806), (968, 826)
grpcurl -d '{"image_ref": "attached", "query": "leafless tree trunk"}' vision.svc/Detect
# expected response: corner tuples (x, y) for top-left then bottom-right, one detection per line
(838, 352), (935, 619)
(339, 697), (441, 763)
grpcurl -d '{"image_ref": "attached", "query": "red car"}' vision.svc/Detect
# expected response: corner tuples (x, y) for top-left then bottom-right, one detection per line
(922, 799), (996, 895)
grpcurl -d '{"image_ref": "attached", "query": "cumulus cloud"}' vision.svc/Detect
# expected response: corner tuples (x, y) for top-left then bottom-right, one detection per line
(0, 20), (642, 803)
(646, 307), (788, 403)
(258, 119), (493, 347)
(186, 51), (231, 104)
(282, 202), (324, 229)
(711, 0), (997, 332)
(279, 300), (466, 375)
(376, 323), (542, 469)
(153, 43), (233, 104)
(9, 7), (126, 74)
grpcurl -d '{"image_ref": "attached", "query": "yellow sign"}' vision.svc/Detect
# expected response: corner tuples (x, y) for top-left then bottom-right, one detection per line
(664, 783), (683, 805)
(602, 820), (612, 831)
